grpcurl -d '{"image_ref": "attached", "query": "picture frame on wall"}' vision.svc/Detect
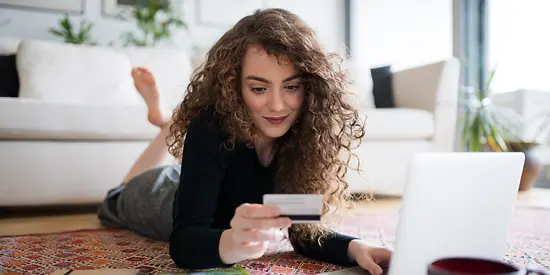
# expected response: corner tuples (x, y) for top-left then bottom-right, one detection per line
(102, 0), (172, 18)
(0, 0), (84, 14)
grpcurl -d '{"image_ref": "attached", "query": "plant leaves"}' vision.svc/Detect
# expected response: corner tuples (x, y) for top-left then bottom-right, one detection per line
(483, 64), (498, 96)
(489, 124), (508, 152)
(49, 13), (95, 44)
(48, 28), (65, 38)
(122, 0), (187, 47)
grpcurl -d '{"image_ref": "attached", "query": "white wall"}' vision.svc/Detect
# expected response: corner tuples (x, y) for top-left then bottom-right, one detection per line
(0, 0), (345, 54)
(350, 0), (453, 71)
(188, 0), (346, 53)
(1, 0), (453, 67)
(0, 1), (152, 48)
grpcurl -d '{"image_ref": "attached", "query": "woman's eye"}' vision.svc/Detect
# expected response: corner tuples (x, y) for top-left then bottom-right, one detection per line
(251, 87), (267, 93)
(285, 85), (300, 91)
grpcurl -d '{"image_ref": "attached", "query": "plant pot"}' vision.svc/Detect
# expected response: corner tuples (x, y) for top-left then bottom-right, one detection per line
(507, 142), (544, 191)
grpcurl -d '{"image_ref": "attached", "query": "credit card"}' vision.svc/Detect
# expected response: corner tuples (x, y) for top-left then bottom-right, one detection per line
(263, 194), (323, 223)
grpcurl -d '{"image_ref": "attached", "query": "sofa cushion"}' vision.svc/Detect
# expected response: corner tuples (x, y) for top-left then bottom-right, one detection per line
(0, 98), (157, 140)
(0, 37), (21, 54)
(16, 39), (141, 105)
(371, 65), (395, 108)
(362, 108), (434, 140)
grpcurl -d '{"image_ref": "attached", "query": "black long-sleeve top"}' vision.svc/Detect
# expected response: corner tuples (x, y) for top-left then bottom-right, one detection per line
(169, 112), (358, 269)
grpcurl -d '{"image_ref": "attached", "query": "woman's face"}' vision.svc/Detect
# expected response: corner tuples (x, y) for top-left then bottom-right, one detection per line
(240, 45), (305, 141)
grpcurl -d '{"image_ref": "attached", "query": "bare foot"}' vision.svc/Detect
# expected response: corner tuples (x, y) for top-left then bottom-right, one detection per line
(131, 67), (171, 127)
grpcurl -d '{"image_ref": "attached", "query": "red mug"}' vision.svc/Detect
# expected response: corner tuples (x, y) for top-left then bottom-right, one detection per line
(427, 257), (548, 275)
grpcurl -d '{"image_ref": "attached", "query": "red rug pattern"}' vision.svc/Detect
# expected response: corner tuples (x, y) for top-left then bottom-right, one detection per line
(1, 207), (549, 275)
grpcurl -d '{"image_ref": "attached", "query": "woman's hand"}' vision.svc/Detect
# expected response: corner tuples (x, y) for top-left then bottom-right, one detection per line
(219, 203), (292, 264)
(348, 240), (392, 275)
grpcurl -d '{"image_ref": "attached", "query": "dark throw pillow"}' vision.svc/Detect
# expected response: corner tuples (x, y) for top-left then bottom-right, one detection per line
(371, 65), (394, 108)
(0, 54), (19, 98)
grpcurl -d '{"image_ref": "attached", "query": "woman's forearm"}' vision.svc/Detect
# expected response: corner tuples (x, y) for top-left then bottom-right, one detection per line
(289, 227), (359, 267)
(169, 226), (231, 269)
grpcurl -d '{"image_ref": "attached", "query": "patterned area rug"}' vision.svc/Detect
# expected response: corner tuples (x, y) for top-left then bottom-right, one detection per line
(1, 207), (549, 275)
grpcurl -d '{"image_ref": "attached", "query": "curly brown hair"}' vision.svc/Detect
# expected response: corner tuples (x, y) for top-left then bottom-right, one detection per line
(167, 8), (365, 247)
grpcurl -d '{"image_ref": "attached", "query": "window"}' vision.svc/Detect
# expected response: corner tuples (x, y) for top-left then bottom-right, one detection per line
(487, 0), (550, 93)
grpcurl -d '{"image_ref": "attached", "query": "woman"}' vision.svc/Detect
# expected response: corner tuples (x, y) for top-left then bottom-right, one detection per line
(98, 8), (392, 275)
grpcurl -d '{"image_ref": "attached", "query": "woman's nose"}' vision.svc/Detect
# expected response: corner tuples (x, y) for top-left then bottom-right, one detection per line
(267, 89), (285, 111)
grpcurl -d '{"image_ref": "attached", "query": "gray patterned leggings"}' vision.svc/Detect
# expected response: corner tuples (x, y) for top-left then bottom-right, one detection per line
(97, 164), (181, 241)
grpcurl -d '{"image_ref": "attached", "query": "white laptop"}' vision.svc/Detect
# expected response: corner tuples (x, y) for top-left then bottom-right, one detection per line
(323, 152), (525, 275)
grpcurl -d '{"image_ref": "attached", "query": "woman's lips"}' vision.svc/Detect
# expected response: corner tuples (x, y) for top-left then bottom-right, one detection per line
(264, 116), (288, 124)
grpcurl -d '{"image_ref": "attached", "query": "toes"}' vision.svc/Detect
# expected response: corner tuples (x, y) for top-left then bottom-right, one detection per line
(131, 69), (142, 78)
(132, 67), (146, 75)
(131, 67), (155, 82)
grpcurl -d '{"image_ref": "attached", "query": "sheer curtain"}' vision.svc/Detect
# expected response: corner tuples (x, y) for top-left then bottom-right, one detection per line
(488, 0), (550, 93)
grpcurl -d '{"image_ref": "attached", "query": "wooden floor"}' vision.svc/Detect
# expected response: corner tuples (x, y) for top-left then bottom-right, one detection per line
(1, 188), (549, 237)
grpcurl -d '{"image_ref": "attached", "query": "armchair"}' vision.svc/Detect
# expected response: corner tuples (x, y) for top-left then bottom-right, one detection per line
(346, 58), (460, 196)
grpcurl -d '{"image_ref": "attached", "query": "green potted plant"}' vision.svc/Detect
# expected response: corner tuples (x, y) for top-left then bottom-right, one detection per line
(507, 113), (549, 191)
(461, 68), (516, 152)
(120, 0), (187, 47)
(461, 68), (550, 191)
(48, 14), (96, 45)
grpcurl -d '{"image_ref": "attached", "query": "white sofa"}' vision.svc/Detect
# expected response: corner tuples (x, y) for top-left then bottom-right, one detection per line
(0, 38), (460, 206)
(0, 38), (191, 207)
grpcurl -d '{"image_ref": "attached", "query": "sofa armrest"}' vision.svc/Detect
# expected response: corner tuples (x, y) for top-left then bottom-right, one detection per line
(392, 58), (461, 151)
(432, 100), (459, 152)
